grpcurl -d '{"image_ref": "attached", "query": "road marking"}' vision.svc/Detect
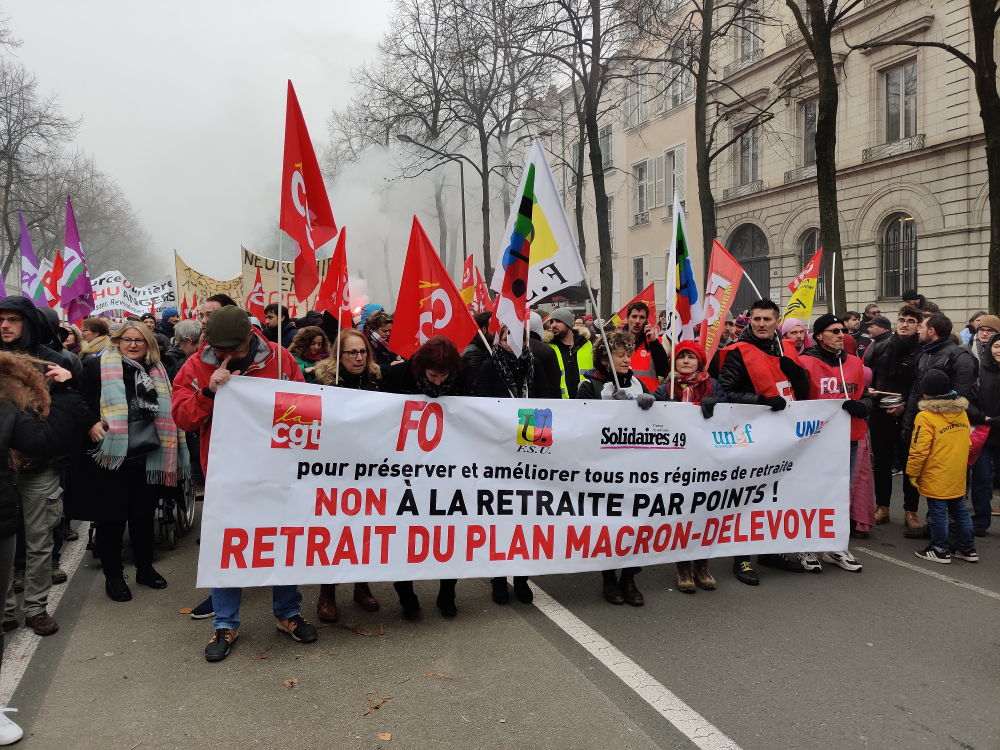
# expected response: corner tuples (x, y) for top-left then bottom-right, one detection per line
(0, 522), (91, 707)
(854, 546), (1000, 600)
(525, 580), (743, 750)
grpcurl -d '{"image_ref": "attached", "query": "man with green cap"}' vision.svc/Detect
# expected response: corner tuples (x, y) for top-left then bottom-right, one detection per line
(171, 305), (316, 662)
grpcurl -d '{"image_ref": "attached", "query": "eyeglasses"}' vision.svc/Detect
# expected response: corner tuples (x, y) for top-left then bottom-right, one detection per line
(0, 315), (22, 324)
(823, 328), (846, 336)
(342, 349), (366, 359)
(120, 338), (146, 346)
(898, 318), (918, 325)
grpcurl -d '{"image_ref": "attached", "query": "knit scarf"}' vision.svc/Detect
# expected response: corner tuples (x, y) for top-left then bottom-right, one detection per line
(416, 371), (458, 397)
(82, 335), (109, 356)
(302, 349), (329, 364)
(365, 328), (392, 358)
(672, 370), (712, 403)
(92, 349), (189, 486)
(492, 346), (534, 398)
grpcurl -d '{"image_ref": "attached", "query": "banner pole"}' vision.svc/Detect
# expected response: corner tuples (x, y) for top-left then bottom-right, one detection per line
(669, 295), (676, 400)
(277, 233), (283, 380)
(335, 320), (342, 384)
(583, 280), (621, 391)
(741, 270), (764, 302)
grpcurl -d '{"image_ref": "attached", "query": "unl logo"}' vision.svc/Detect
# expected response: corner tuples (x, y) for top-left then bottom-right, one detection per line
(517, 408), (553, 447)
(271, 392), (322, 450)
(796, 419), (827, 440)
(396, 400), (444, 451)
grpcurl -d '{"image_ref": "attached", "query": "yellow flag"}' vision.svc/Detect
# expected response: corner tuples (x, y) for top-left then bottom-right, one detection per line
(782, 248), (822, 319)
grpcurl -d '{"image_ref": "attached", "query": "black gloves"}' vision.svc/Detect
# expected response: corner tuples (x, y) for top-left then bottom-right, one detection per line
(762, 395), (787, 411)
(611, 389), (631, 401)
(700, 396), (718, 419)
(778, 357), (799, 378)
(635, 393), (655, 411)
(842, 400), (867, 418)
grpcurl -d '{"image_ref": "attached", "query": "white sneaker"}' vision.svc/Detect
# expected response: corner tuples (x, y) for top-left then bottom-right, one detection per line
(797, 552), (823, 572)
(823, 550), (863, 572)
(0, 708), (23, 745)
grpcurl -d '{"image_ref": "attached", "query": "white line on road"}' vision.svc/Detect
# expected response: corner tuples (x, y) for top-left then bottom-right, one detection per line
(855, 546), (1000, 600)
(0, 521), (91, 707)
(526, 580), (743, 750)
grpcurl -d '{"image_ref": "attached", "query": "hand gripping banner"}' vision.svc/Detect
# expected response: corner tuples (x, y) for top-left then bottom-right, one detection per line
(197, 379), (850, 587)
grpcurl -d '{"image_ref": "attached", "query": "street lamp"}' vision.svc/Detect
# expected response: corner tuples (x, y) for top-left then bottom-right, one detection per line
(396, 134), (468, 265)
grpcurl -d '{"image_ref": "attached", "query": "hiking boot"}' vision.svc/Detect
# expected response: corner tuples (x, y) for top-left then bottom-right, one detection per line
(676, 561), (696, 593)
(491, 577), (509, 605)
(436, 580), (457, 617)
(973, 526), (988, 538)
(512, 576), (533, 603)
(874, 505), (890, 524)
(602, 572), (624, 604)
(105, 576), (132, 602)
(135, 567), (167, 589)
(62, 525), (79, 542)
(822, 550), (863, 572)
(205, 628), (237, 662)
(276, 614), (318, 644)
(317, 583), (338, 622)
(733, 560), (759, 586)
(393, 581), (421, 620)
(51, 566), (67, 585)
(797, 552), (823, 572)
(693, 560), (716, 590)
(952, 547), (979, 563)
(353, 582), (379, 612)
(11, 573), (22, 595)
(915, 545), (951, 564)
(0, 708), (23, 745)
(619, 574), (644, 606)
(190, 596), (215, 620)
(24, 611), (58, 636)
(903, 511), (924, 538)
(758, 553), (805, 573)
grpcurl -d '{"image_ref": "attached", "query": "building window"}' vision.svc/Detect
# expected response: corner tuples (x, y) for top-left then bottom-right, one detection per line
(740, 4), (761, 60)
(607, 196), (615, 251)
(599, 124), (613, 170)
(881, 214), (917, 298)
(633, 257), (644, 297)
(885, 61), (917, 143)
(729, 224), (769, 313)
(625, 66), (649, 128)
(668, 49), (690, 109)
(569, 141), (581, 184)
(801, 230), (826, 303)
(631, 160), (651, 224)
(739, 126), (759, 185)
(803, 100), (817, 167)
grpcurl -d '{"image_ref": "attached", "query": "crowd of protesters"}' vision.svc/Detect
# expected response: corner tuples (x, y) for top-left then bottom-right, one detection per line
(0, 282), (994, 740)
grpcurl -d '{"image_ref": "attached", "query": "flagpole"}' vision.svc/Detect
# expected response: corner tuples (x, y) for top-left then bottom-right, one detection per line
(277, 234), (283, 380)
(335, 320), (341, 384)
(583, 281), (621, 391)
(741, 270), (763, 302)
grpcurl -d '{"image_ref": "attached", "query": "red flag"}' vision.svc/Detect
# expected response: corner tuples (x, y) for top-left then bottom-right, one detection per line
(246, 267), (266, 322)
(699, 240), (744, 365)
(315, 228), (352, 329)
(611, 283), (657, 329)
(180, 295), (188, 321)
(190, 291), (198, 318)
(388, 217), (479, 359)
(280, 81), (337, 300)
(43, 251), (63, 308)
(473, 266), (493, 312)
(150, 297), (156, 315)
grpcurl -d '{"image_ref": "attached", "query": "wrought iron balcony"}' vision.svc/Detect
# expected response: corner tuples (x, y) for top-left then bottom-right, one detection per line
(723, 49), (763, 77)
(632, 211), (650, 227)
(722, 180), (765, 201)
(862, 134), (925, 163)
(784, 164), (817, 184)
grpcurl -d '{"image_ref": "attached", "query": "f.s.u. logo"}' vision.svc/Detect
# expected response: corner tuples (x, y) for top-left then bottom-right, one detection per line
(417, 283), (453, 344)
(517, 408), (553, 447)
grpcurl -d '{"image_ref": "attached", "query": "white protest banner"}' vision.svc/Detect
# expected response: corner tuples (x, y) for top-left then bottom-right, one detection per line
(197, 379), (850, 588)
(91, 271), (176, 316)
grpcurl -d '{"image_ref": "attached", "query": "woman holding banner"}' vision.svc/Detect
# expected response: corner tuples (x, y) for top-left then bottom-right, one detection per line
(382, 336), (470, 619)
(474, 325), (550, 606)
(653, 341), (726, 593)
(576, 331), (655, 606)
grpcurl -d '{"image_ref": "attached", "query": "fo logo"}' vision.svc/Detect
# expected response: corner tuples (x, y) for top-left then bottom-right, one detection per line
(396, 400), (444, 451)
(271, 392), (322, 450)
(712, 423), (754, 448)
(517, 408), (553, 447)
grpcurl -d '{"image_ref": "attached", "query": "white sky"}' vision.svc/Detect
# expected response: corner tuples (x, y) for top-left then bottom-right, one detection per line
(5, 0), (392, 281)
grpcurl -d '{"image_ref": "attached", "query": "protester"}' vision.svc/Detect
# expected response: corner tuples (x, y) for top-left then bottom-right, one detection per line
(460, 312), (493, 391)
(970, 331), (1000, 536)
(139, 313), (157, 332)
(653, 341), (724, 593)
(80, 317), (111, 358)
(779, 318), (811, 355)
(381, 335), (469, 619)
(719, 299), (810, 583)
(165, 319), (202, 381)
(527, 311), (561, 397)
(866, 305), (924, 530)
(546, 307), (592, 399)
(967, 314), (1000, 364)
(264, 303), (296, 348)
(575, 331), (654, 606)
(198, 293), (239, 335)
(961, 311), (986, 344)
(707, 310), (736, 379)
(799, 314), (872, 571)
(358, 303), (383, 331)
(61, 325), (83, 356)
(310, 328), (381, 621)
(171, 306), (317, 661)
(854, 315), (891, 360)
(618, 301), (670, 391)
(907, 370), (977, 564)
(68, 322), (189, 603)
(0, 351), (87, 744)
(858, 303), (881, 335)
(288, 326), (331, 382)
(156, 308), (180, 340)
(733, 313), (749, 338)
(362, 310), (403, 372)
(842, 312), (861, 334)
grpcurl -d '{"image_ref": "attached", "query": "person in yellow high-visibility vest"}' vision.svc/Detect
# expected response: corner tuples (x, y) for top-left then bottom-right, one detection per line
(544, 308), (592, 398)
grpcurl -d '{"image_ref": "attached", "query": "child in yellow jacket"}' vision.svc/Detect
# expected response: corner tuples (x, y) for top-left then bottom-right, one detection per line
(906, 370), (977, 564)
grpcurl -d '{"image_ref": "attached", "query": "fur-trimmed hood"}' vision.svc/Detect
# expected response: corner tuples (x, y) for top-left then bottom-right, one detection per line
(917, 396), (969, 414)
(543, 326), (591, 345)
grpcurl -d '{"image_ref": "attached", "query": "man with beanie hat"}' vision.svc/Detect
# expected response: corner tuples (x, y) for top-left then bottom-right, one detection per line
(907, 368), (977, 564)
(528, 311), (561, 398)
(156, 307), (180, 340)
(546, 307), (592, 398)
(171, 305), (316, 663)
(968, 313), (1000, 364)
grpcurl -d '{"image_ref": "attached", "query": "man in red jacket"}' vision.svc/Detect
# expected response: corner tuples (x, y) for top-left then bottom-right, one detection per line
(171, 306), (316, 663)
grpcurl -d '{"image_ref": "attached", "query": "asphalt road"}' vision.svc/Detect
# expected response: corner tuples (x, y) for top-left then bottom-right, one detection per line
(4, 484), (998, 749)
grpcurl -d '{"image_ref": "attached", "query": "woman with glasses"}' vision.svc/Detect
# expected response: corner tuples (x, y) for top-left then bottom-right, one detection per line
(288, 326), (331, 382)
(362, 311), (403, 372)
(68, 322), (190, 602)
(311, 329), (381, 621)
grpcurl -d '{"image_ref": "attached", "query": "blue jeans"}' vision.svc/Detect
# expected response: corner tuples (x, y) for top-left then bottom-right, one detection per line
(211, 586), (302, 630)
(926, 497), (974, 553)
(849, 441), (858, 489)
(969, 444), (997, 530)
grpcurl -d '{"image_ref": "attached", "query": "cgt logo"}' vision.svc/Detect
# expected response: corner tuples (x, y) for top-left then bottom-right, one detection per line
(271, 392), (322, 450)
(396, 400), (444, 451)
(712, 424), (754, 448)
(796, 419), (828, 440)
(517, 408), (553, 447)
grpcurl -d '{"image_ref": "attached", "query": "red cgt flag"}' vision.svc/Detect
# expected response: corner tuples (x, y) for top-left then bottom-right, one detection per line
(190, 291), (198, 318)
(280, 80), (337, 300)
(315, 227), (352, 330)
(180, 294), (188, 321)
(473, 265), (493, 313)
(611, 282), (656, 329)
(699, 240), (744, 365)
(246, 267), (266, 322)
(389, 217), (479, 359)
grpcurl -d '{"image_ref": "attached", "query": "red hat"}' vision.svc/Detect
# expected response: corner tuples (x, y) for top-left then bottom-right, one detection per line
(674, 340), (707, 370)
(584, 314), (594, 321)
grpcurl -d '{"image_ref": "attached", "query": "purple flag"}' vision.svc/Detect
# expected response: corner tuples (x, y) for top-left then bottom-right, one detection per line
(19, 213), (45, 305)
(61, 196), (94, 322)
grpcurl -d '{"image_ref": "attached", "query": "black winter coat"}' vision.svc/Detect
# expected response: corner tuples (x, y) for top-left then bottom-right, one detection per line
(474, 356), (550, 399)
(528, 333), (561, 398)
(718, 327), (810, 404)
(460, 337), (490, 391)
(380, 359), (472, 397)
(977, 333), (1000, 448)
(864, 331), (921, 402)
(902, 337), (981, 435)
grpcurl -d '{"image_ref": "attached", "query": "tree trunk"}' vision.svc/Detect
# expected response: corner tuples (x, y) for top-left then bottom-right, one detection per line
(695, 0), (717, 282)
(434, 171), (449, 271)
(575, 114), (587, 263)
(479, 128), (494, 282)
(586, 98), (612, 318)
(499, 131), (512, 225)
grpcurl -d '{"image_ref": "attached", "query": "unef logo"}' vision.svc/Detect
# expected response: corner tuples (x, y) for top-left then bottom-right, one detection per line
(712, 424), (754, 448)
(517, 408), (553, 447)
(417, 281), (452, 344)
(271, 392), (322, 450)
(396, 400), (444, 451)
